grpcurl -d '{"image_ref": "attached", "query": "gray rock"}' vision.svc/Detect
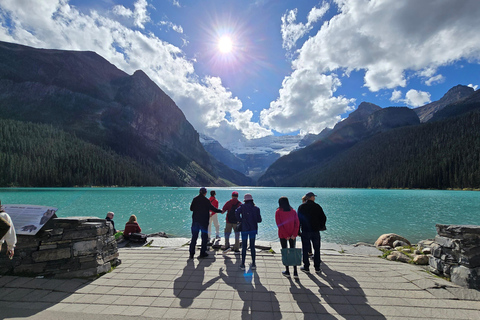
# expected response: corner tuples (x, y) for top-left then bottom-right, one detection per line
(375, 233), (411, 248)
(413, 255), (429, 265)
(422, 247), (432, 254)
(450, 265), (480, 289)
(390, 251), (411, 263)
(393, 240), (409, 248)
(436, 224), (480, 238)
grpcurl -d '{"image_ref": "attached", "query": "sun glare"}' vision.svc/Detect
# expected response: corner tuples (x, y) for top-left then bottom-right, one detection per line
(218, 35), (233, 53)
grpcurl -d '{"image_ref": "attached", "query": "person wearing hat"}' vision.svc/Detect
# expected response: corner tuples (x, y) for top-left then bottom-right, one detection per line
(189, 187), (222, 259)
(297, 192), (327, 274)
(221, 191), (242, 252)
(208, 190), (221, 243)
(235, 193), (262, 270)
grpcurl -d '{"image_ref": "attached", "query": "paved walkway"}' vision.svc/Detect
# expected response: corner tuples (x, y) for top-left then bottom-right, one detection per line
(1, 239), (479, 320)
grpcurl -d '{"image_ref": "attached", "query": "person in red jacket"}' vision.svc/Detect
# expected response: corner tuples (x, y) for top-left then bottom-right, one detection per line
(275, 196), (300, 279)
(124, 214), (141, 238)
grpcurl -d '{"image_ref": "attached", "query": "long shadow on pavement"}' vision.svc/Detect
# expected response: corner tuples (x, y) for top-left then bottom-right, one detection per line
(173, 255), (220, 308)
(219, 255), (282, 320)
(310, 263), (387, 319)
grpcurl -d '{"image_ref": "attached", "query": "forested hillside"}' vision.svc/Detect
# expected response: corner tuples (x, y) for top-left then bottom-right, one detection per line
(0, 119), (175, 187)
(297, 109), (480, 189)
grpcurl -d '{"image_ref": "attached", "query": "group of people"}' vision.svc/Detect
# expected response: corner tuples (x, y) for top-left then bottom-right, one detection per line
(189, 188), (327, 275)
(104, 211), (144, 240)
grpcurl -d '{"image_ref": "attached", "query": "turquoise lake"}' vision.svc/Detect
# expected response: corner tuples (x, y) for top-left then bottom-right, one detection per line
(1, 187), (479, 245)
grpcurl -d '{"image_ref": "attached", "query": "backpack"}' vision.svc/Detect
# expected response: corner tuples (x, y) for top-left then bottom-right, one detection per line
(227, 201), (239, 224)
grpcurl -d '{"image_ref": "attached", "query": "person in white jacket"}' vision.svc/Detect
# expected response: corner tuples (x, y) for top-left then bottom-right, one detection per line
(0, 206), (16, 259)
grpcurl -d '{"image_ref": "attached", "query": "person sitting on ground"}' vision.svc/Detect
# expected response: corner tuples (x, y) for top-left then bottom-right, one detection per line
(105, 211), (117, 233)
(0, 203), (16, 259)
(124, 214), (141, 238)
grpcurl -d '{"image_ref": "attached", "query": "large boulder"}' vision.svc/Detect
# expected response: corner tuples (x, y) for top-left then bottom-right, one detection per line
(374, 233), (411, 248)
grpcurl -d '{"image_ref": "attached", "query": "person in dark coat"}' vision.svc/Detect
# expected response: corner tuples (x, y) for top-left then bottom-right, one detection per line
(189, 187), (222, 259)
(105, 211), (116, 233)
(235, 193), (262, 270)
(297, 192), (327, 274)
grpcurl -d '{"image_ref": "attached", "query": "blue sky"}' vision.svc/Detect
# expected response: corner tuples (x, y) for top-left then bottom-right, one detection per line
(1, 0), (479, 146)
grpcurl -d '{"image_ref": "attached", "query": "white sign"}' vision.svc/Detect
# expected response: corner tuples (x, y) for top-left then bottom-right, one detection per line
(3, 205), (57, 235)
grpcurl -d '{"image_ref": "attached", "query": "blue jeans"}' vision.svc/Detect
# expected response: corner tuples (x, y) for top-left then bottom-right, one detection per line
(301, 231), (321, 270)
(241, 231), (257, 265)
(190, 221), (208, 256)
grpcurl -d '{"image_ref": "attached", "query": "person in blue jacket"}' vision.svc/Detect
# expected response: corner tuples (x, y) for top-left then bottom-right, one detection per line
(235, 193), (262, 270)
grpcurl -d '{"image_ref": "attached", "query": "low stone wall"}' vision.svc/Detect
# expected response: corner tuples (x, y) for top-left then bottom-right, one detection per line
(0, 217), (120, 278)
(429, 224), (480, 289)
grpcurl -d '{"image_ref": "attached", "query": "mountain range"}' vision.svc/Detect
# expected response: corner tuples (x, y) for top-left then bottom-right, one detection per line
(257, 85), (480, 188)
(0, 40), (478, 189)
(0, 40), (251, 187)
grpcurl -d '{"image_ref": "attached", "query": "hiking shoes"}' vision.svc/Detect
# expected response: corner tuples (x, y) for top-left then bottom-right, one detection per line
(282, 271), (290, 278)
(300, 267), (310, 274)
(240, 264), (245, 270)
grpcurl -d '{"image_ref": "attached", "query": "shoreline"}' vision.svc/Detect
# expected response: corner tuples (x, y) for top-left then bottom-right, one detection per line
(136, 235), (384, 257)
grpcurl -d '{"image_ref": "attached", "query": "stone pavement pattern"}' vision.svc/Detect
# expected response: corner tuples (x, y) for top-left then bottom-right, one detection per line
(1, 244), (480, 320)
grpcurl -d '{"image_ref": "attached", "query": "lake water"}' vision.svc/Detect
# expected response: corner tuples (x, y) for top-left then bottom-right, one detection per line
(1, 187), (479, 245)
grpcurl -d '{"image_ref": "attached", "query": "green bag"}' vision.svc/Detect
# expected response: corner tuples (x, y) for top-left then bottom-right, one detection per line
(281, 248), (302, 266)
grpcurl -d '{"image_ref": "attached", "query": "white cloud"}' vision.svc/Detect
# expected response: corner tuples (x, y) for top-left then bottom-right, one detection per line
(261, 70), (355, 134)
(468, 83), (478, 91)
(281, 2), (329, 52)
(0, 0), (268, 146)
(390, 90), (402, 102)
(292, 0), (480, 91)
(262, 0), (480, 134)
(159, 20), (183, 34)
(425, 74), (445, 86)
(113, 0), (150, 29)
(405, 89), (431, 107)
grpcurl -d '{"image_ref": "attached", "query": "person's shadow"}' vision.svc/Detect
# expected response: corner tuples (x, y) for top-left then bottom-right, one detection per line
(219, 256), (282, 319)
(288, 277), (337, 320)
(309, 263), (387, 319)
(174, 256), (220, 308)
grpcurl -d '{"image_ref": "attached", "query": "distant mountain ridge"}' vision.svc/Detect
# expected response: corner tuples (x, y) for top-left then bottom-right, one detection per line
(415, 85), (474, 122)
(0, 40), (251, 186)
(257, 86), (480, 189)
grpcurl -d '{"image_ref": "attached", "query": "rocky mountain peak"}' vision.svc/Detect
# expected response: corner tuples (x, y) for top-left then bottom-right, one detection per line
(415, 84), (474, 122)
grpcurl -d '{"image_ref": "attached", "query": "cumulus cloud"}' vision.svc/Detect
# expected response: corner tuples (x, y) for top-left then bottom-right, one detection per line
(405, 89), (431, 107)
(281, 2), (329, 52)
(390, 90), (402, 102)
(159, 20), (183, 33)
(468, 83), (478, 91)
(389, 89), (431, 107)
(262, 0), (480, 134)
(113, 0), (150, 29)
(261, 70), (354, 134)
(0, 0), (267, 146)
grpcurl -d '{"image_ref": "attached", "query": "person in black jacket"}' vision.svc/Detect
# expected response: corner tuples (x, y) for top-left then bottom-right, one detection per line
(297, 192), (327, 274)
(189, 187), (222, 259)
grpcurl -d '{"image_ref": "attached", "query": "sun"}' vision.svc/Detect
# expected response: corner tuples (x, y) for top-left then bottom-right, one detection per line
(218, 35), (233, 53)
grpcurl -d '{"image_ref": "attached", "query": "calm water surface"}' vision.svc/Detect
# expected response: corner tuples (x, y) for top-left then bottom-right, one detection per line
(1, 187), (479, 244)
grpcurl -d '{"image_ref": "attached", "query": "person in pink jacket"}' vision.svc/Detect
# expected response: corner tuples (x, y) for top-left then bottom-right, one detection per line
(275, 196), (300, 279)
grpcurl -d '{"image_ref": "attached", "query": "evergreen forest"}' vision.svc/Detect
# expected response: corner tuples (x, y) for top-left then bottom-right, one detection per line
(298, 109), (480, 189)
(0, 119), (177, 187)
